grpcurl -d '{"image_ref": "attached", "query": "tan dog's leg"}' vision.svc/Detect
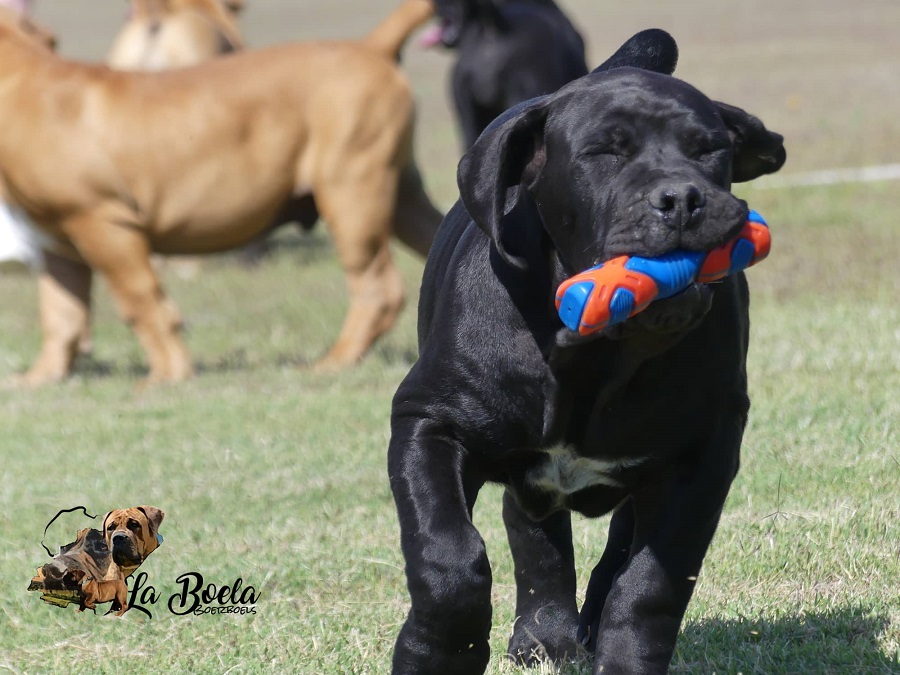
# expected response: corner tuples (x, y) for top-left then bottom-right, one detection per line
(114, 582), (129, 616)
(22, 251), (92, 386)
(314, 172), (405, 370)
(65, 216), (192, 383)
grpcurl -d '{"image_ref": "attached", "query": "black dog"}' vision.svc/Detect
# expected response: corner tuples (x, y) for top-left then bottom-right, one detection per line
(423, 0), (588, 148)
(388, 29), (785, 675)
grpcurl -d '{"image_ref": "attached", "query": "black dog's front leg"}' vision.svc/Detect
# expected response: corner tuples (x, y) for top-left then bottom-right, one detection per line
(591, 418), (742, 674)
(577, 498), (635, 651)
(503, 490), (580, 665)
(388, 418), (492, 675)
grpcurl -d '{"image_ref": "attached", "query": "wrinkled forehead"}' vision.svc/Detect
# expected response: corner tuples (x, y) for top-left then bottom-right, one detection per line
(549, 68), (724, 137)
(111, 510), (147, 528)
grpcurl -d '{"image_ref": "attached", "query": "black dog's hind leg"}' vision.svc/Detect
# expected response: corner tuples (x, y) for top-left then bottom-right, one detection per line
(577, 498), (635, 650)
(388, 420), (492, 675)
(503, 490), (580, 665)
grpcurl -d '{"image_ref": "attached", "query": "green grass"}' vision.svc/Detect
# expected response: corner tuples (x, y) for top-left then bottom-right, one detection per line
(1, 183), (897, 674)
(2, 0), (900, 672)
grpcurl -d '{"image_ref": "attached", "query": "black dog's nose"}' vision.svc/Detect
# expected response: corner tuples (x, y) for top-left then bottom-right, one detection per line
(649, 183), (705, 229)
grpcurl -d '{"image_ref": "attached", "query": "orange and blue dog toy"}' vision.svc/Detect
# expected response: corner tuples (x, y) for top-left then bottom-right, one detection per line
(555, 210), (770, 335)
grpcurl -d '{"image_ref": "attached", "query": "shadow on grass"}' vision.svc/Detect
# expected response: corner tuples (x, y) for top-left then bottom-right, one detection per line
(70, 349), (262, 379)
(671, 607), (898, 674)
(213, 223), (334, 269)
(69, 346), (412, 379)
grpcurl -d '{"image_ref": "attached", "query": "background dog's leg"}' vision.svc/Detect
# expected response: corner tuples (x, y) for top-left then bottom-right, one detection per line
(313, 175), (405, 370)
(64, 216), (192, 383)
(591, 422), (742, 674)
(388, 421), (492, 675)
(577, 499), (635, 651)
(22, 251), (92, 386)
(503, 490), (580, 665)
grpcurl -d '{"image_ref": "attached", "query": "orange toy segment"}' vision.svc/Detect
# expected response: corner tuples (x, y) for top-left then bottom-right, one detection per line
(556, 257), (660, 333)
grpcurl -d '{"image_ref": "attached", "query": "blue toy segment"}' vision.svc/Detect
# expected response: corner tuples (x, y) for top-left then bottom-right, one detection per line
(729, 238), (756, 274)
(607, 288), (635, 326)
(557, 280), (594, 332)
(747, 209), (766, 225)
(554, 207), (770, 336)
(625, 250), (705, 299)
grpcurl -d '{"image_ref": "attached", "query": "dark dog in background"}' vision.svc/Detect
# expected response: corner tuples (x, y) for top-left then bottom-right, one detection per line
(422, 0), (587, 148)
(388, 29), (785, 674)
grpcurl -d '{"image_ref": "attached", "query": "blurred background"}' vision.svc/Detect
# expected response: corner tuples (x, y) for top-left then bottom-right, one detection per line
(2, 2), (898, 673)
(31, 0), (900, 204)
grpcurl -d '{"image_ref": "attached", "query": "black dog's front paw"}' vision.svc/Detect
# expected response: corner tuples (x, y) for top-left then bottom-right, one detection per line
(508, 604), (582, 667)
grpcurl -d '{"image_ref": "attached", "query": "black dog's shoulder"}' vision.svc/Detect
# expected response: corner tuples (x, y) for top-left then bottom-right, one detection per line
(401, 199), (554, 444)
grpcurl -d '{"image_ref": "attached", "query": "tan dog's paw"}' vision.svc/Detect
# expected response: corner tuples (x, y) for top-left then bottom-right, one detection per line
(311, 354), (357, 374)
(2, 371), (59, 389)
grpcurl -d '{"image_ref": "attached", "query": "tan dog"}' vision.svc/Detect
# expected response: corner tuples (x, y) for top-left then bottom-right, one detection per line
(102, 506), (165, 579)
(0, 0), (441, 385)
(107, 1), (246, 281)
(107, 0), (243, 71)
(72, 569), (130, 616)
(0, 4), (55, 271)
(0, 0), (54, 47)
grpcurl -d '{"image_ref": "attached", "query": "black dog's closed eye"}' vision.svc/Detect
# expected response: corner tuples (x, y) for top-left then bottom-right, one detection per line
(581, 130), (635, 158)
(680, 131), (731, 160)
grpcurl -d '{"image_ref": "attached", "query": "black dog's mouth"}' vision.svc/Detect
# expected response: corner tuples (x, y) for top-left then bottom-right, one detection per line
(419, 17), (461, 48)
(601, 281), (714, 340)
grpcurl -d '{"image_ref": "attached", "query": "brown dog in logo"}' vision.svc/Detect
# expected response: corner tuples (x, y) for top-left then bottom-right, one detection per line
(102, 506), (165, 580)
(68, 568), (130, 617)
(29, 506), (165, 615)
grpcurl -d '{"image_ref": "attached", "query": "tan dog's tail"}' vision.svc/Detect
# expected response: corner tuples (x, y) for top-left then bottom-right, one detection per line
(364, 0), (433, 60)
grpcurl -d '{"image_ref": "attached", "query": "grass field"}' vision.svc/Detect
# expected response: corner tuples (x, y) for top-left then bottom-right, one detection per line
(2, 1), (899, 673)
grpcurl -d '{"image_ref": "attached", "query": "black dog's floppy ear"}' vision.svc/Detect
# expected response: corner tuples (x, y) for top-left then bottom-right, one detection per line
(715, 101), (786, 182)
(592, 28), (678, 75)
(457, 98), (550, 270)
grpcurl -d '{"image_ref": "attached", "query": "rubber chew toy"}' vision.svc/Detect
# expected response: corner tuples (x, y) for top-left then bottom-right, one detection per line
(556, 210), (770, 335)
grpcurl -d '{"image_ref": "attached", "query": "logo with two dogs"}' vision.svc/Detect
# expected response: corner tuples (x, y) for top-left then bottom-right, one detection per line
(28, 506), (260, 618)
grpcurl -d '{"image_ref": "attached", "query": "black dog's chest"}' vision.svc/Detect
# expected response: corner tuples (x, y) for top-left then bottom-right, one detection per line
(502, 341), (710, 521)
(512, 443), (645, 519)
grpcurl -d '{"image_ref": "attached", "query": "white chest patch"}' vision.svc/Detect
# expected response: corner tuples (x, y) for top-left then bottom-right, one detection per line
(0, 202), (43, 269)
(526, 445), (647, 496)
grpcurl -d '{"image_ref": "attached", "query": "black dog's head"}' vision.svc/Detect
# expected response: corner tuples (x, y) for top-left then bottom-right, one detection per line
(427, 0), (494, 47)
(429, 0), (567, 47)
(458, 42), (785, 277)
